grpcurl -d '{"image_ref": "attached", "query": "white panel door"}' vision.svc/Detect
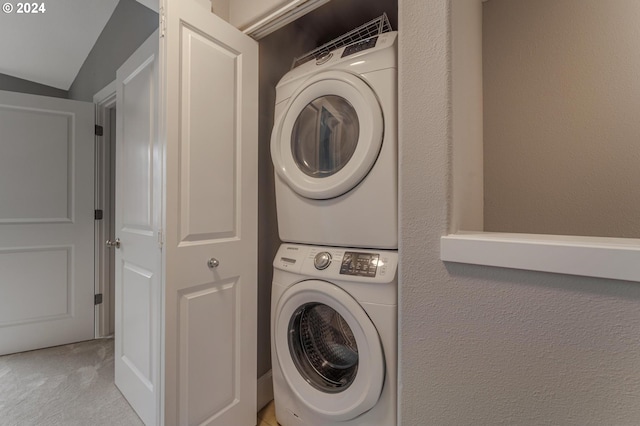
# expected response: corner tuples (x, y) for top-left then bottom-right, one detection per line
(161, 0), (258, 424)
(114, 31), (162, 426)
(0, 90), (94, 356)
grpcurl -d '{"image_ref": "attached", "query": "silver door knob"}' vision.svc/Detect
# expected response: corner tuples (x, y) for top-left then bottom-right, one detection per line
(106, 238), (121, 249)
(207, 258), (220, 268)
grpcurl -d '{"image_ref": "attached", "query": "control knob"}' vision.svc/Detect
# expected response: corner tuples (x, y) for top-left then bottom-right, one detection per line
(314, 252), (332, 270)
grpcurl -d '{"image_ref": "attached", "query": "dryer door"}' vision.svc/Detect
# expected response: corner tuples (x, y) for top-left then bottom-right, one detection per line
(271, 71), (384, 200)
(274, 280), (385, 421)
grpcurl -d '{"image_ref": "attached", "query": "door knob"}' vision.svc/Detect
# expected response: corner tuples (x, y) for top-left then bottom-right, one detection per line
(207, 258), (220, 268)
(106, 238), (121, 249)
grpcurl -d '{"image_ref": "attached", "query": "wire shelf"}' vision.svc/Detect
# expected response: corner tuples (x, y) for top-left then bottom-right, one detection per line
(291, 13), (393, 69)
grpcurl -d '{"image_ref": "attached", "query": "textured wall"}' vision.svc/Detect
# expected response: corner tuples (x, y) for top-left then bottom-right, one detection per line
(399, 0), (640, 424)
(0, 73), (68, 99)
(67, 0), (158, 101)
(483, 0), (640, 238)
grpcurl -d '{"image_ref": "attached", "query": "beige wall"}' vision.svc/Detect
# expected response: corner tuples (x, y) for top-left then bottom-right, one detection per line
(399, 0), (640, 424)
(210, 0), (229, 20)
(483, 0), (640, 238)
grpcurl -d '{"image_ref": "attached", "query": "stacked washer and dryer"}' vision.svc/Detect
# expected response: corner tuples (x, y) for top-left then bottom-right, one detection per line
(270, 21), (398, 426)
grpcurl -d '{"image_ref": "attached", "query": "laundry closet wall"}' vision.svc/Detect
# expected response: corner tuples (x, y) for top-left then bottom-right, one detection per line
(257, 28), (310, 381)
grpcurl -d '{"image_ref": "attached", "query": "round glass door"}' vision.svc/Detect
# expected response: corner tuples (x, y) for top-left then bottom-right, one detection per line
(288, 302), (359, 393)
(291, 96), (359, 179)
(271, 71), (383, 200)
(274, 280), (385, 421)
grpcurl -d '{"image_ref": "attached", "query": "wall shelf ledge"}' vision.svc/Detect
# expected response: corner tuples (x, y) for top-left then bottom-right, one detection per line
(441, 232), (640, 282)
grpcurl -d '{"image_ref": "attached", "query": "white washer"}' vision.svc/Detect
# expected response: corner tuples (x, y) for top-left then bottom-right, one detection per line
(271, 243), (397, 426)
(271, 33), (398, 249)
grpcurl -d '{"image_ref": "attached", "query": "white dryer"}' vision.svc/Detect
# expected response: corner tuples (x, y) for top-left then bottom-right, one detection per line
(271, 243), (397, 426)
(271, 32), (398, 249)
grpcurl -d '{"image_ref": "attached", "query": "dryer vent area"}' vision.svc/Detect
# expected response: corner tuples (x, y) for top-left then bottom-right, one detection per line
(256, 0), (398, 386)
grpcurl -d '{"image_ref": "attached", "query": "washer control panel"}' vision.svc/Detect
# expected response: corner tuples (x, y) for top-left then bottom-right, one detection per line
(274, 244), (398, 283)
(340, 252), (379, 277)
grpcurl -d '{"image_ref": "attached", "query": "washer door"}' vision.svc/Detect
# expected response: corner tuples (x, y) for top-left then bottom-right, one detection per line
(274, 280), (385, 421)
(271, 71), (384, 200)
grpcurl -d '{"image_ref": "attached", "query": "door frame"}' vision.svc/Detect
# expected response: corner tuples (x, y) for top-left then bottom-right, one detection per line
(94, 81), (117, 338)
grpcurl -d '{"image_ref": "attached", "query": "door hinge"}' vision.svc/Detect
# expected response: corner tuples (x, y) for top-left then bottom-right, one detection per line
(95, 209), (103, 220)
(157, 229), (164, 249)
(95, 125), (104, 136)
(160, 8), (166, 38)
(94, 294), (103, 305)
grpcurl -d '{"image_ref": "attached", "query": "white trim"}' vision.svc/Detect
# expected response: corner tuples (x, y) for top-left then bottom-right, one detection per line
(241, 0), (330, 40)
(93, 81), (117, 105)
(441, 232), (640, 282)
(93, 81), (117, 338)
(257, 370), (274, 412)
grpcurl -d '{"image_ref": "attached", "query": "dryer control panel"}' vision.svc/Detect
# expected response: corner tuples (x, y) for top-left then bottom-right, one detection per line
(341, 36), (378, 58)
(274, 244), (398, 284)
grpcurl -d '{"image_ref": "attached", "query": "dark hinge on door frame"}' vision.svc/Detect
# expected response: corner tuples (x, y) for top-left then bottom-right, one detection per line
(94, 294), (103, 305)
(160, 7), (166, 38)
(95, 209), (103, 220)
(95, 125), (104, 136)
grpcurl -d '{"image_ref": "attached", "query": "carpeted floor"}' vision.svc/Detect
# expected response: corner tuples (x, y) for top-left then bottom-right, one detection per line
(0, 338), (144, 426)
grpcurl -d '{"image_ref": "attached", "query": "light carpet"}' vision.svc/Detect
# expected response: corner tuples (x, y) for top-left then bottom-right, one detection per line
(0, 338), (144, 426)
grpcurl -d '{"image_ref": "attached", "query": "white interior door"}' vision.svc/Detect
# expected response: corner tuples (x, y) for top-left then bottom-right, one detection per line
(161, 0), (259, 424)
(114, 31), (162, 426)
(0, 90), (94, 356)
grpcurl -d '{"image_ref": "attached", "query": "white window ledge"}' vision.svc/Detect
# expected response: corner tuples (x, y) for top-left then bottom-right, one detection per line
(441, 232), (640, 282)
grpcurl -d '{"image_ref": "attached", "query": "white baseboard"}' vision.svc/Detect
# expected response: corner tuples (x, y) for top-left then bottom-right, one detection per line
(257, 370), (274, 411)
